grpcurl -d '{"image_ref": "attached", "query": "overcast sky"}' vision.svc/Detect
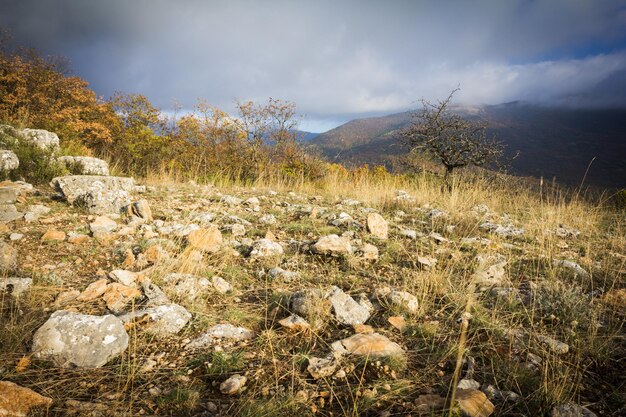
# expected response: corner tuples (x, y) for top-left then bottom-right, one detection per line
(2, 0), (626, 132)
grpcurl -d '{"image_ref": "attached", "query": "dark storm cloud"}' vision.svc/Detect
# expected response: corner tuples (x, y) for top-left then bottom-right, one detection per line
(2, 0), (626, 131)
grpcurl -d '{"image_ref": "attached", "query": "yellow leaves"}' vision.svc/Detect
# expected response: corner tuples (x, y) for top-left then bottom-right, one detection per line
(15, 355), (31, 373)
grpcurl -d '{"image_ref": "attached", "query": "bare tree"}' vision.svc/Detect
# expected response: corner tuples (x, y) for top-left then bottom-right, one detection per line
(402, 88), (504, 188)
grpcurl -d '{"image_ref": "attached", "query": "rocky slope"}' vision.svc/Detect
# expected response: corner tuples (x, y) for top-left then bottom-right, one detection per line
(1, 130), (625, 417)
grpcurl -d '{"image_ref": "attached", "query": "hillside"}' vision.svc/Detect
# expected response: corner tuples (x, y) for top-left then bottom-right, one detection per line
(1, 126), (625, 417)
(311, 104), (626, 189)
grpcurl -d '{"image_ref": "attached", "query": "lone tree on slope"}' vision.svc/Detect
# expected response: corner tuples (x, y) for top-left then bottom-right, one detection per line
(402, 88), (504, 188)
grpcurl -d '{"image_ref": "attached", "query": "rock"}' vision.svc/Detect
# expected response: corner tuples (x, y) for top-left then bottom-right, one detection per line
(482, 385), (520, 402)
(220, 374), (246, 395)
(119, 304), (191, 335)
(414, 394), (446, 412)
(102, 283), (142, 314)
(0, 204), (23, 222)
(188, 226), (222, 253)
(249, 238), (283, 257)
(229, 223), (246, 237)
(259, 214), (276, 225)
(41, 229), (66, 242)
(128, 199), (152, 221)
(267, 267), (299, 282)
(480, 222), (524, 238)
(0, 187), (17, 204)
(89, 216), (118, 234)
(141, 280), (171, 306)
(76, 278), (109, 301)
(24, 204), (50, 222)
(18, 128), (60, 150)
(187, 323), (255, 349)
(312, 234), (353, 255)
(429, 231), (449, 243)
(335, 333), (404, 358)
(0, 380), (53, 416)
(109, 269), (139, 288)
(417, 255), (437, 268)
(54, 290), (80, 306)
(361, 243), (379, 261)
(0, 149), (19, 172)
(554, 260), (590, 279)
(537, 334), (569, 354)
(328, 286), (371, 325)
(0, 241), (17, 272)
(221, 195), (243, 205)
(9, 233), (23, 241)
(58, 156), (109, 176)
(602, 288), (626, 309)
(473, 254), (507, 288)
(307, 356), (337, 379)
(457, 378), (481, 390)
(376, 288), (419, 314)
(211, 276), (231, 294)
(162, 273), (210, 302)
(31, 310), (129, 368)
(67, 233), (90, 244)
(387, 316), (406, 331)
(456, 389), (495, 417)
(278, 314), (310, 332)
(51, 175), (135, 214)
(0, 277), (32, 298)
(555, 225), (580, 238)
(367, 213), (389, 239)
(551, 403), (597, 417)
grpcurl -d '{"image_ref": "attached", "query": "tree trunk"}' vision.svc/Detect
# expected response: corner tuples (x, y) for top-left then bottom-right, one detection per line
(443, 165), (454, 192)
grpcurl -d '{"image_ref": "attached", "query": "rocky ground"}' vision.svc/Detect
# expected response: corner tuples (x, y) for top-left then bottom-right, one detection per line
(1, 172), (625, 416)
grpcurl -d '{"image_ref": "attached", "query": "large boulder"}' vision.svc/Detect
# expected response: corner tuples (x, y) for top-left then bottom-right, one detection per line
(51, 175), (135, 214)
(0, 150), (19, 172)
(31, 310), (129, 368)
(18, 128), (60, 151)
(58, 156), (109, 176)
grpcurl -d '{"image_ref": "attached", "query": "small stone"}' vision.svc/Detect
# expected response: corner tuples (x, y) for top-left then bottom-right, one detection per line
(230, 223), (246, 237)
(187, 323), (255, 349)
(119, 304), (191, 335)
(67, 233), (90, 244)
(0, 380), (53, 417)
(102, 283), (142, 314)
(414, 394), (446, 412)
(457, 378), (481, 390)
(361, 243), (379, 261)
(366, 213), (388, 239)
(417, 256), (437, 268)
(109, 269), (139, 288)
(307, 357), (337, 379)
(188, 226), (223, 253)
(89, 216), (118, 234)
(9, 233), (23, 241)
(278, 315), (310, 332)
(537, 334), (569, 355)
(76, 278), (109, 301)
(353, 324), (374, 334)
(328, 286), (370, 325)
(312, 234), (353, 255)
(41, 229), (66, 242)
(0, 277), (32, 298)
(162, 273), (210, 302)
(551, 403), (597, 417)
(0, 204), (23, 222)
(456, 389), (495, 417)
(259, 214), (276, 225)
(336, 333), (404, 358)
(54, 290), (80, 306)
(211, 276), (231, 294)
(249, 238), (283, 257)
(24, 205), (50, 222)
(387, 316), (406, 331)
(131, 199), (152, 221)
(220, 374), (246, 395)
(0, 241), (17, 272)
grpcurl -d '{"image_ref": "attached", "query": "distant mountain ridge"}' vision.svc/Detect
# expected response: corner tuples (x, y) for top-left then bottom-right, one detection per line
(310, 103), (626, 189)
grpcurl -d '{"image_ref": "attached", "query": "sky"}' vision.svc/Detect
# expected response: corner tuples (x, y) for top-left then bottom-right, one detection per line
(2, 0), (626, 132)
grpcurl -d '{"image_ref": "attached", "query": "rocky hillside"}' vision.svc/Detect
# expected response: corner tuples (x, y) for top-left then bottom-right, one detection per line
(310, 104), (626, 189)
(1, 128), (625, 417)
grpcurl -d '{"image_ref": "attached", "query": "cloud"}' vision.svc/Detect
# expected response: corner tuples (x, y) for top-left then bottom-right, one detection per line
(2, 0), (626, 130)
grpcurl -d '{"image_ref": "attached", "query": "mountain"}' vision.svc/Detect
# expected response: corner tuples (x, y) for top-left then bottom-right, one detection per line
(298, 131), (319, 142)
(310, 103), (626, 189)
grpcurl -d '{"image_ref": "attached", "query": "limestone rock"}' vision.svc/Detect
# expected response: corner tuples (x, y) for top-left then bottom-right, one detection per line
(128, 199), (153, 222)
(259, 214), (276, 225)
(376, 288), (419, 314)
(187, 323), (255, 349)
(141, 280), (171, 306)
(31, 310), (129, 368)
(0, 380), (53, 417)
(220, 374), (246, 395)
(473, 254), (507, 288)
(0, 149), (19, 172)
(188, 226), (222, 253)
(0, 277), (32, 298)
(0, 187), (17, 204)
(76, 278), (109, 301)
(51, 175), (135, 214)
(312, 234), (353, 255)
(307, 356), (337, 379)
(361, 243), (379, 261)
(537, 334), (569, 355)
(554, 259), (590, 279)
(328, 286), (370, 325)
(162, 273), (210, 302)
(102, 283), (141, 314)
(90, 216), (118, 234)
(335, 333), (404, 358)
(0, 241), (17, 272)
(211, 275), (231, 294)
(249, 238), (283, 257)
(58, 156), (109, 176)
(119, 304), (191, 335)
(109, 269), (139, 288)
(0, 204), (23, 222)
(290, 288), (331, 318)
(18, 128), (60, 150)
(456, 389), (495, 417)
(24, 204), (50, 222)
(366, 212), (388, 239)
(41, 229), (66, 242)
(278, 314), (310, 332)
(268, 267), (299, 282)
(414, 394), (446, 413)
